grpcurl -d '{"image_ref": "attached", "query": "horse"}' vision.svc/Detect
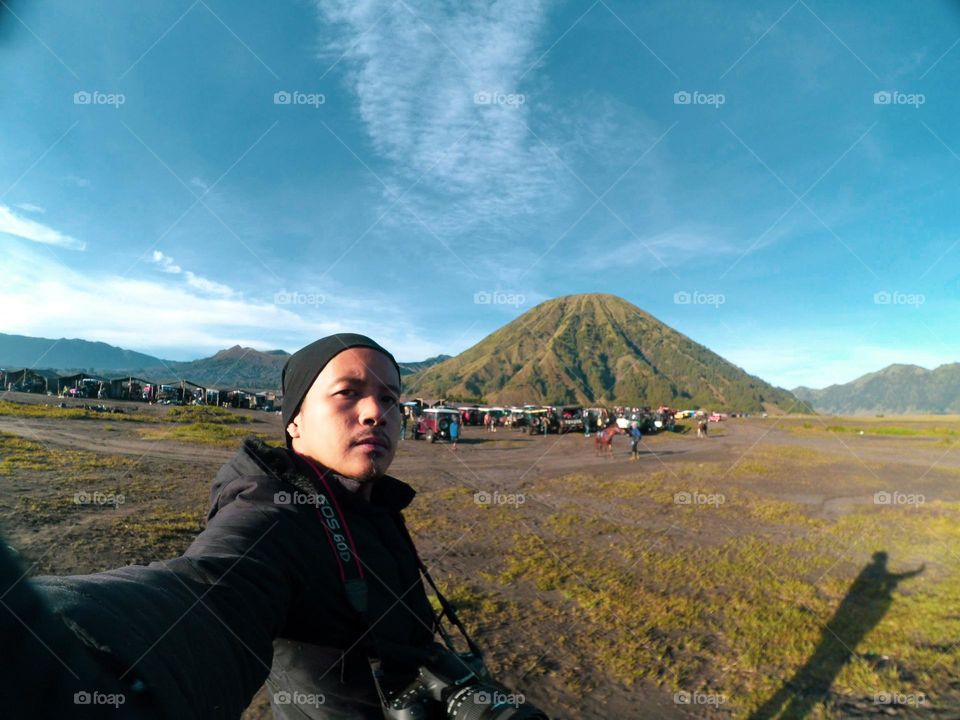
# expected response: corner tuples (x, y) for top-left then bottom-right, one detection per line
(594, 424), (623, 458)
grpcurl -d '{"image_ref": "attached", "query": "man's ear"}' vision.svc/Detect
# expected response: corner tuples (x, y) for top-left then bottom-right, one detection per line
(286, 415), (302, 440)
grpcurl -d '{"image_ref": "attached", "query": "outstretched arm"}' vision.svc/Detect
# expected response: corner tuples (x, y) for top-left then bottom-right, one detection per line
(19, 490), (308, 719)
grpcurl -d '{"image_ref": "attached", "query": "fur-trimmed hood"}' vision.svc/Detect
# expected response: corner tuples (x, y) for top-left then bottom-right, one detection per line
(207, 436), (416, 524)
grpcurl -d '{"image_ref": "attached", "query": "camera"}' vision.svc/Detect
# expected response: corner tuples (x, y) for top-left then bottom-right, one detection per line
(380, 649), (547, 719)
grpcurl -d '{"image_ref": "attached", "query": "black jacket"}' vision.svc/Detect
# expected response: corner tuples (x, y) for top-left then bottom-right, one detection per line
(29, 438), (436, 719)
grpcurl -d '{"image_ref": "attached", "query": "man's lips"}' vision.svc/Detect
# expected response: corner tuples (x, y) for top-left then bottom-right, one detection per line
(352, 436), (390, 451)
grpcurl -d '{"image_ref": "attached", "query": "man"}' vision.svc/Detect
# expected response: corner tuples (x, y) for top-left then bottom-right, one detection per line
(12, 333), (438, 719)
(449, 415), (460, 449)
(629, 421), (641, 460)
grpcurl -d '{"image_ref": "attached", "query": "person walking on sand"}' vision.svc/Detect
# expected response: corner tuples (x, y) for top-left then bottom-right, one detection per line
(629, 421), (641, 460)
(449, 416), (460, 449)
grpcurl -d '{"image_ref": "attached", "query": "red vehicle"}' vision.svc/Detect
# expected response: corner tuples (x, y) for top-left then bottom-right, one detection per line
(414, 408), (460, 442)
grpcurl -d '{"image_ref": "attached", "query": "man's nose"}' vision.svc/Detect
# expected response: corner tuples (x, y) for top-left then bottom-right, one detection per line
(358, 395), (389, 425)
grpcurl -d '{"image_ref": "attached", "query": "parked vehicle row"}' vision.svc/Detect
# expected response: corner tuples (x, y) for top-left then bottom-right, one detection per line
(402, 400), (747, 443)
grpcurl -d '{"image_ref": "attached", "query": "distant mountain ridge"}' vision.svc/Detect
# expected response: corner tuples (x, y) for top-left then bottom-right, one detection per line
(0, 332), (166, 371)
(0, 333), (451, 390)
(793, 363), (960, 414)
(398, 354), (452, 376)
(162, 346), (290, 388)
(404, 293), (806, 412)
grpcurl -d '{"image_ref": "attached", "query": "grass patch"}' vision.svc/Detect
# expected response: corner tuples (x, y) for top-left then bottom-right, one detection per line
(0, 432), (57, 472)
(0, 431), (139, 478)
(0, 400), (156, 422)
(409, 468), (960, 717)
(784, 417), (960, 439)
(15, 494), (88, 524)
(163, 405), (250, 424)
(138, 422), (266, 447)
(107, 505), (205, 559)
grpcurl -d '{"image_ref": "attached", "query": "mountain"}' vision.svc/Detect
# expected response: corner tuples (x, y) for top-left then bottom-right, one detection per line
(398, 354), (452, 376)
(157, 347), (451, 388)
(0, 332), (165, 371)
(403, 293), (807, 412)
(793, 363), (960, 414)
(0, 332), (454, 390)
(158, 346), (291, 389)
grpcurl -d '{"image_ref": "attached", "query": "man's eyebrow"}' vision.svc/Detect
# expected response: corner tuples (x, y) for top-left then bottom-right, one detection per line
(330, 376), (401, 395)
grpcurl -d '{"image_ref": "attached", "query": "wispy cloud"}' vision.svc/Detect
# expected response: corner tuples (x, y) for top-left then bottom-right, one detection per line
(152, 250), (182, 274)
(0, 241), (446, 361)
(150, 250), (235, 297)
(62, 175), (90, 188)
(15, 202), (45, 214)
(314, 0), (563, 233)
(0, 204), (85, 250)
(582, 226), (740, 271)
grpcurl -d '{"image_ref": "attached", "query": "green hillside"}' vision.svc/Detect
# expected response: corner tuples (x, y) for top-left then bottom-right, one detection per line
(404, 294), (807, 412)
(793, 363), (960, 414)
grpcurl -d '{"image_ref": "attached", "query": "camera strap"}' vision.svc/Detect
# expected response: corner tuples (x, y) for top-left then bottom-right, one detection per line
(389, 513), (484, 660)
(297, 454), (495, 714)
(299, 456), (404, 705)
(299, 455), (369, 617)
(297, 455), (484, 662)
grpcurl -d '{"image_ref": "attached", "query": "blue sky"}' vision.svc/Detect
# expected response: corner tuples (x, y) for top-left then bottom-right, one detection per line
(1, 0), (959, 389)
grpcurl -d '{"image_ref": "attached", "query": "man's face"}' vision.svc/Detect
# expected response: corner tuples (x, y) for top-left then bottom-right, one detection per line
(287, 348), (401, 482)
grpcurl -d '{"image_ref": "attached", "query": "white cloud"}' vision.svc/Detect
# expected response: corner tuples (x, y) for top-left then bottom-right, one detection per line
(583, 226), (740, 271)
(150, 250), (234, 297)
(183, 271), (234, 297)
(15, 203), (45, 214)
(190, 177), (210, 194)
(151, 250), (181, 274)
(314, 0), (562, 233)
(0, 204), (85, 250)
(0, 240), (446, 362)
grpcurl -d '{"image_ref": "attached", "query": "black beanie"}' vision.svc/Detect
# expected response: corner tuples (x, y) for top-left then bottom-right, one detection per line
(281, 333), (401, 445)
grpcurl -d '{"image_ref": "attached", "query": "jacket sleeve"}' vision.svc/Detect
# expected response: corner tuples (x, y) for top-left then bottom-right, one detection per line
(31, 474), (308, 720)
